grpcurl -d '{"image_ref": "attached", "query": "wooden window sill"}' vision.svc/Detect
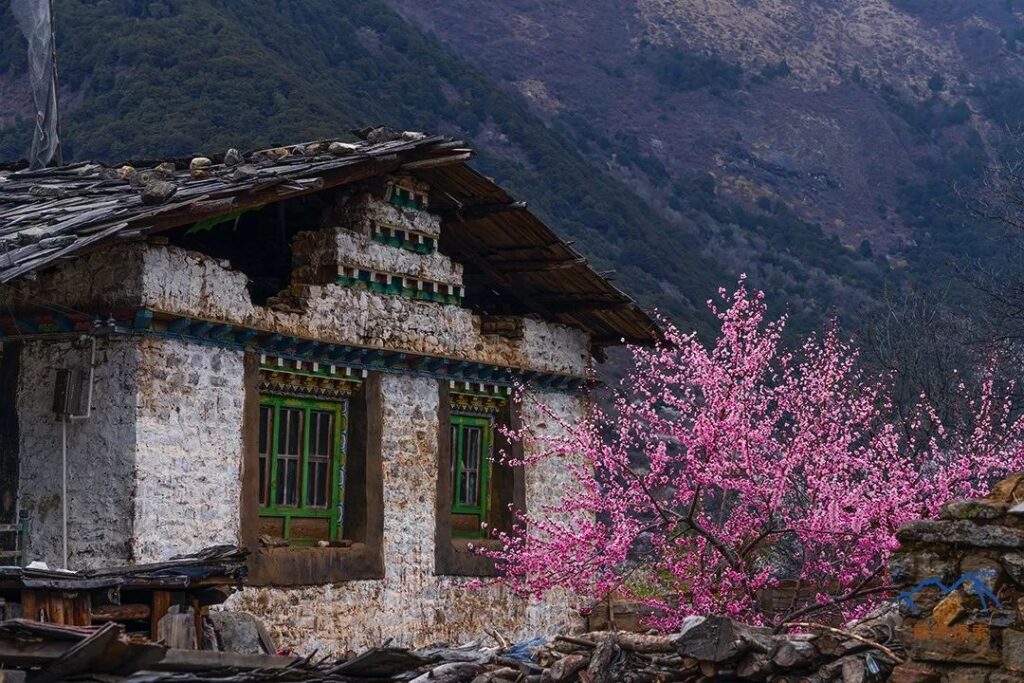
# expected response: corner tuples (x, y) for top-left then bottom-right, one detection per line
(246, 542), (383, 586)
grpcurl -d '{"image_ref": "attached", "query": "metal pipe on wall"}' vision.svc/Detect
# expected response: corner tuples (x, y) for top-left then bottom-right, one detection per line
(59, 334), (97, 570)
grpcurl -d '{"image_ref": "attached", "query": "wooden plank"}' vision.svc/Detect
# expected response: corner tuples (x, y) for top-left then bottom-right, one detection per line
(71, 593), (91, 627)
(0, 638), (73, 667)
(192, 599), (203, 650)
(30, 622), (121, 683)
(21, 589), (41, 622)
(491, 258), (586, 273)
(150, 591), (172, 640)
(153, 649), (299, 672)
(90, 603), (150, 623)
(47, 593), (65, 625)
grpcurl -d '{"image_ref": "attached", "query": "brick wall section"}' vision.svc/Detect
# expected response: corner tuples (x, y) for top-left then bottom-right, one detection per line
(889, 473), (1024, 682)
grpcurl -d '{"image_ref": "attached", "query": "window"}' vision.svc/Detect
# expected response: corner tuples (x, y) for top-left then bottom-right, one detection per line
(449, 414), (493, 537)
(257, 395), (347, 545)
(436, 382), (526, 576)
(244, 357), (385, 586)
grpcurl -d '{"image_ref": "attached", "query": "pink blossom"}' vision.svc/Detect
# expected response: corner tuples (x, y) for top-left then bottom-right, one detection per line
(482, 281), (1024, 627)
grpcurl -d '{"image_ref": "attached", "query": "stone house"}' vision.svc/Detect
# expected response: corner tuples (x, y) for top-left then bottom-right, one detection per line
(0, 131), (657, 653)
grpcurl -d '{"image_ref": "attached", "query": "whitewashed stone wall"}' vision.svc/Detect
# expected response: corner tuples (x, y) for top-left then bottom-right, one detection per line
(16, 336), (246, 567)
(520, 390), (587, 633)
(137, 242), (588, 376)
(224, 376), (584, 654)
(16, 338), (139, 569)
(133, 338), (245, 562)
(6, 191), (595, 650)
(295, 230), (463, 289)
(344, 194), (441, 237)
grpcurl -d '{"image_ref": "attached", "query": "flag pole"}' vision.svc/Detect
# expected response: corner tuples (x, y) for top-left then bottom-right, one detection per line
(47, 0), (62, 166)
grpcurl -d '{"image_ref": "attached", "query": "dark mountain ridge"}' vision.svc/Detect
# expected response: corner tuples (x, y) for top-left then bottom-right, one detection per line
(0, 0), (1017, 340)
(388, 0), (1024, 317)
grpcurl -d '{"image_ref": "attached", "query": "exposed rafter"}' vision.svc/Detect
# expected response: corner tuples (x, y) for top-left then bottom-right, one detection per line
(438, 200), (528, 223)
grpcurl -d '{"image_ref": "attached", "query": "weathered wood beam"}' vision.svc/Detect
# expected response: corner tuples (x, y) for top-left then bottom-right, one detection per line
(167, 317), (191, 334)
(133, 310), (155, 330)
(154, 649), (300, 672)
(540, 299), (633, 313)
(444, 243), (559, 320)
(399, 151), (473, 170)
(439, 200), (528, 223)
(492, 258), (586, 273)
(481, 241), (565, 256)
(90, 603), (151, 622)
(0, 639), (76, 667)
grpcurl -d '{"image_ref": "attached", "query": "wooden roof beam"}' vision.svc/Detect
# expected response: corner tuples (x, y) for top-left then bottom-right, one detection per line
(439, 200), (528, 223)
(480, 242), (567, 257)
(492, 258), (587, 273)
(542, 300), (634, 313)
(446, 244), (560, 320)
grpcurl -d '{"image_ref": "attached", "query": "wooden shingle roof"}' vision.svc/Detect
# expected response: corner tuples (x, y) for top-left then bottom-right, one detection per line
(0, 130), (658, 346)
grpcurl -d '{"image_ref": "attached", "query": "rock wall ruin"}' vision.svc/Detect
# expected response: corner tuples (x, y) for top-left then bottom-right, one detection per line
(890, 473), (1024, 681)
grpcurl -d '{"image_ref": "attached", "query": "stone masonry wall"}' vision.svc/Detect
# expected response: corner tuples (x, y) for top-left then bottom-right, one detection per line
(5, 190), (594, 649)
(15, 335), (245, 567)
(0, 247), (144, 312)
(138, 240), (589, 376)
(16, 338), (139, 569)
(293, 229), (463, 290)
(889, 473), (1024, 682)
(132, 338), (245, 562)
(224, 380), (584, 655)
(0, 197), (591, 378)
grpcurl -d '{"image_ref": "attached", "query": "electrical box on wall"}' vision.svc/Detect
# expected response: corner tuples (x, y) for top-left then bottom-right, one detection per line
(52, 368), (84, 417)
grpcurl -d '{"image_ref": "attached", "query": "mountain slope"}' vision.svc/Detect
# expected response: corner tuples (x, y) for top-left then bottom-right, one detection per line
(387, 0), (1024, 314)
(0, 0), (923, 337)
(0, 0), (739, 331)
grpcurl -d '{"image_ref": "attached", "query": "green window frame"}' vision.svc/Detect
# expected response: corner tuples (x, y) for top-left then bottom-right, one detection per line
(449, 413), (493, 537)
(258, 395), (347, 545)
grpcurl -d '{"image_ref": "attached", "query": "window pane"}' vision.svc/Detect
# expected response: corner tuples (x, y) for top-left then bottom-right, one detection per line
(283, 459), (298, 506)
(258, 406), (272, 506)
(460, 426), (482, 507)
(450, 424), (459, 504)
(318, 413), (331, 456)
(276, 408), (302, 506)
(307, 410), (333, 508)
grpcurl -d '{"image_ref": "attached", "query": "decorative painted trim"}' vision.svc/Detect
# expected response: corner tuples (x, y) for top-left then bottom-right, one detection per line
(336, 266), (463, 306)
(0, 308), (589, 393)
(450, 384), (507, 416)
(385, 179), (428, 210)
(449, 380), (509, 397)
(452, 389), (507, 417)
(259, 355), (363, 401)
(371, 220), (436, 254)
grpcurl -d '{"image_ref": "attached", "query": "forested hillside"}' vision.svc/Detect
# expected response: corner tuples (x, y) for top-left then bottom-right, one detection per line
(388, 0), (1024, 328)
(0, 0), (1015, 338)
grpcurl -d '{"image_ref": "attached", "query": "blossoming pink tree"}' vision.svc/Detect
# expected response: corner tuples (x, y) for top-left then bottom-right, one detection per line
(488, 280), (1024, 627)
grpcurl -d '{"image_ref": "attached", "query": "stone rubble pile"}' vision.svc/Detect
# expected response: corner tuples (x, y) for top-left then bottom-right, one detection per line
(0, 611), (907, 683)
(888, 472), (1024, 682)
(9, 474), (1024, 682)
(397, 606), (904, 682)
